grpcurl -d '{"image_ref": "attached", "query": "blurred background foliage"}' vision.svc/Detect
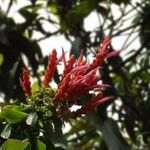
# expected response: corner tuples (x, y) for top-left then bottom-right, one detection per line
(0, 0), (150, 149)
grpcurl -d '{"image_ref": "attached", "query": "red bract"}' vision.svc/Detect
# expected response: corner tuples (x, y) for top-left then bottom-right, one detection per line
(61, 54), (75, 82)
(55, 59), (110, 102)
(90, 37), (120, 70)
(74, 94), (114, 116)
(55, 37), (117, 103)
(20, 69), (31, 96)
(43, 49), (57, 87)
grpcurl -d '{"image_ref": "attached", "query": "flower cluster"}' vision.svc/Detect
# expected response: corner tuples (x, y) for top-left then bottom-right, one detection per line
(20, 37), (119, 118)
(20, 69), (31, 97)
(43, 49), (57, 87)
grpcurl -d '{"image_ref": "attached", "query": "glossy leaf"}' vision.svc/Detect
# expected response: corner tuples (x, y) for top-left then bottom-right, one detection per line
(88, 113), (129, 150)
(37, 140), (46, 150)
(1, 105), (27, 124)
(0, 139), (29, 150)
(31, 81), (40, 94)
(100, 118), (129, 150)
(1, 125), (11, 139)
(26, 112), (38, 126)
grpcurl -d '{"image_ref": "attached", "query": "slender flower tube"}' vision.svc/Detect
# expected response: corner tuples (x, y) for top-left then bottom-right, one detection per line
(20, 69), (31, 96)
(60, 54), (75, 82)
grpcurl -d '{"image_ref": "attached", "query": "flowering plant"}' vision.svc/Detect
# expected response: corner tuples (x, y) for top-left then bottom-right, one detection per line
(20, 37), (119, 117)
(0, 37), (120, 149)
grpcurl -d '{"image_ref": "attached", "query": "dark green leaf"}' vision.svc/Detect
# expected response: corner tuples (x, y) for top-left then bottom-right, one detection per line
(20, 4), (42, 12)
(8, 32), (41, 74)
(37, 140), (46, 150)
(0, 139), (29, 150)
(61, 0), (96, 32)
(97, 5), (108, 17)
(9, 62), (18, 79)
(52, 118), (67, 147)
(5, 62), (19, 94)
(19, 8), (37, 20)
(100, 119), (129, 150)
(53, 68), (60, 84)
(71, 37), (82, 58)
(88, 113), (130, 150)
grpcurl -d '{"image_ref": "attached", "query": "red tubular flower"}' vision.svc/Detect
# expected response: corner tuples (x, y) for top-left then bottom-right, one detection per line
(90, 37), (120, 70)
(43, 49), (57, 87)
(75, 94), (114, 116)
(20, 69), (31, 96)
(61, 54), (75, 82)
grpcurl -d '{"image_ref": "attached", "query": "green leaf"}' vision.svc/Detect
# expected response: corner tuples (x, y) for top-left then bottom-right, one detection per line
(37, 140), (46, 150)
(0, 53), (4, 66)
(5, 62), (19, 95)
(61, 0), (96, 32)
(2, 105), (28, 124)
(1, 125), (11, 139)
(10, 62), (18, 75)
(66, 118), (87, 136)
(0, 112), (3, 120)
(19, 8), (37, 20)
(49, 2), (58, 14)
(26, 112), (38, 126)
(100, 119), (129, 150)
(0, 139), (29, 150)
(20, 4), (42, 13)
(88, 113), (130, 150)
(31, 81), (40, 94)
(97, 5), (108, 17)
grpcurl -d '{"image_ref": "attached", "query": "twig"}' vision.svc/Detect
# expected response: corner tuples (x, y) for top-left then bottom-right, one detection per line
(112, 23), (141, 37)
(123, 40), (150, 65)
(35, 30), (60, 41)
(6, 0), (13, 15)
